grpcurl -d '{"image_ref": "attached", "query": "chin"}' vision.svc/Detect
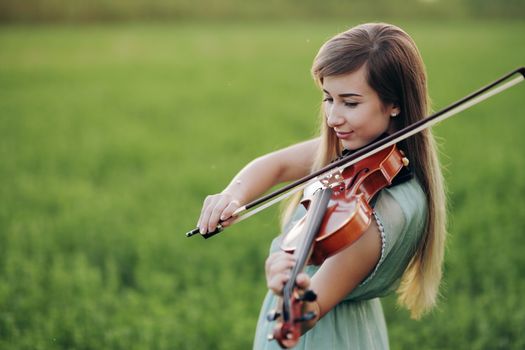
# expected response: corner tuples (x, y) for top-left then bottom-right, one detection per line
(341, 141), (362, 151)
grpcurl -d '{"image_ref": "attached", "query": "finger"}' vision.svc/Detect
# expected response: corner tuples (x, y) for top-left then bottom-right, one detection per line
(265, 252), (279, 275)
(218, 200), (241, 227)
(220, 199), (241, 221)
(265, 252), (295, 275)
(197, 195), (209, 229)
(269, 251), (295, 263)
(268, 272), (290, 296)
(197, 195), (216, 234)
(207, 196), (232, 233)
(268, 256), (296, 276)
(220, 218), (234, 228)
(295, 272), (311, 290)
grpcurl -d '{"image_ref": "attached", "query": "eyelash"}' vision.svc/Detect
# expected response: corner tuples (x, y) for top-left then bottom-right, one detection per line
(322, 97), (359, 108)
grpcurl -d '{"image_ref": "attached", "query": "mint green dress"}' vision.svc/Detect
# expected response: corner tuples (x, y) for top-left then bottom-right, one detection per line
(253, 177), (428, 350)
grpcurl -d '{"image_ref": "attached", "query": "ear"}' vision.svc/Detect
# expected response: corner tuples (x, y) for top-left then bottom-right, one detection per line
(389, 105), (401, 117)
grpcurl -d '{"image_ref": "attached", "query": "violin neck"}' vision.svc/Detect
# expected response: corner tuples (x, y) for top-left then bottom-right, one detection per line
(282, 187), (333, 319)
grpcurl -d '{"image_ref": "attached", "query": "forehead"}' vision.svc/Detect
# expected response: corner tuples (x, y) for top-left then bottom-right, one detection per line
(322, 66), (373, 95)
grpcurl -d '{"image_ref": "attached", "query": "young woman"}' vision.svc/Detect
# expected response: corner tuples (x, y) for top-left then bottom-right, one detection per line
(197, 23), (446, 349)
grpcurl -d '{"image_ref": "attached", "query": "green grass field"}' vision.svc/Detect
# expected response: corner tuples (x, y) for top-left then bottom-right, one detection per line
(1, 20), (524, 349)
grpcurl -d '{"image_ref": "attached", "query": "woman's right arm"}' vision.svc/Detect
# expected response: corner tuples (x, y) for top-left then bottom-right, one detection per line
(197, 138), (320, 234)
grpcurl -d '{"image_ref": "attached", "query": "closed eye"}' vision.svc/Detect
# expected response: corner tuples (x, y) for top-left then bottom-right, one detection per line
(344, 102), (359, 108)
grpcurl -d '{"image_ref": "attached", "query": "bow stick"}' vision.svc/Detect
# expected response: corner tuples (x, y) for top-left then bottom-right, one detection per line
(186, 67), (524, 239)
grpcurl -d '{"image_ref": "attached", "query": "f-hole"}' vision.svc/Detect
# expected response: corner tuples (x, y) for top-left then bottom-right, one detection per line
(346, 168), (369, 191)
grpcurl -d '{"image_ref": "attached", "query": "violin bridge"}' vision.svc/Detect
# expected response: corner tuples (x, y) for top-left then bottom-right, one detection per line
(319, 170), (345, 192)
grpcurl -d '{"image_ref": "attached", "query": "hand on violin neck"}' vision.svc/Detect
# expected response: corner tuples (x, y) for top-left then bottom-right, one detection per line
(197, 192), (241, 235)
(266, 251), (320, 339)
(265, 251), (311, 296)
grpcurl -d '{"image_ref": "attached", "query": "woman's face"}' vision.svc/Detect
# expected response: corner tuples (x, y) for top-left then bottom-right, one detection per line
(322, 66), (399, 150)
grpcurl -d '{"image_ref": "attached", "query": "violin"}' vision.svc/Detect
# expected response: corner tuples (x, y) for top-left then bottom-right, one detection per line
(185, 67), (524, 348)
(280, 144), (409, 266)
(268, 144), (408, 348)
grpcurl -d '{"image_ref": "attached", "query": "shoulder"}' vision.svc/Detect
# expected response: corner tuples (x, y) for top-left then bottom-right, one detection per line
(385, 177), (426, 210)
(375, 177), (428, 237)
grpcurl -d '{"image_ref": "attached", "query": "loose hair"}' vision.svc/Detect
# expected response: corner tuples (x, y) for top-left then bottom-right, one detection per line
(283, 23), (447, 319)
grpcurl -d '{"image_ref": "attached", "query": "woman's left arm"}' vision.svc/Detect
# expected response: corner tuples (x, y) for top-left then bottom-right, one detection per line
(266, 220), (382, 332)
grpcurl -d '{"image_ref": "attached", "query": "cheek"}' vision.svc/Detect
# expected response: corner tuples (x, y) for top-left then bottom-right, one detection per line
(379, 115), (392, 132)
(358, 107), (387, 129)
(364, 110), (391, 135)
(375, 105), (391, 127)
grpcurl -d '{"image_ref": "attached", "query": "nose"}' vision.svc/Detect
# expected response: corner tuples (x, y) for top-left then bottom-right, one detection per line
(326, 104), (345, 128)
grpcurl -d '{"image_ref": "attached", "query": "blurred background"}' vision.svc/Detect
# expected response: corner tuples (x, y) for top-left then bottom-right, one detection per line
(0, 1), (524, 349)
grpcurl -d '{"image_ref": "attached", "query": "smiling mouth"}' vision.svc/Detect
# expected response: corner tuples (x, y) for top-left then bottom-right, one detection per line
(335, 130), (353, 139)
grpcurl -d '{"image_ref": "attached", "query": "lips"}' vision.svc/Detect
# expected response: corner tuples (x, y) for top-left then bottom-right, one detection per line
(335, 130), (353, 139)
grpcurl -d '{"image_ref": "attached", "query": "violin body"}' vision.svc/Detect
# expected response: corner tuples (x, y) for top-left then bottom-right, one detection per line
(280, 144), (408, 265)
(282, 191), (372, 266)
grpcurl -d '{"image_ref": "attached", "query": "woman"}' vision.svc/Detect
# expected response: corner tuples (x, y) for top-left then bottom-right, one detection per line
(197, 23), (446, 349)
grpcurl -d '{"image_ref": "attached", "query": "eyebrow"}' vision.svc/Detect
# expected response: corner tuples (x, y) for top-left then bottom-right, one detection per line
(322, 89), (363, 97)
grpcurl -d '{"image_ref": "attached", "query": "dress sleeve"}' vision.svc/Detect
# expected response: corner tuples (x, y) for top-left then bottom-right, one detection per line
(343, 178), (428, 301)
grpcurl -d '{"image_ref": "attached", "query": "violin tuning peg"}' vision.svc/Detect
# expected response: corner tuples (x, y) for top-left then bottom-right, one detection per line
(266, 310), (281, 322)
(299, 289), (317, 302)
(402, 157), (410, 167)
(294, 311), (317, 323)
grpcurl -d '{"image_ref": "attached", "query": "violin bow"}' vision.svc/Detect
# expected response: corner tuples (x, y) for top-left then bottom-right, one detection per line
(186, 67), (524, 239)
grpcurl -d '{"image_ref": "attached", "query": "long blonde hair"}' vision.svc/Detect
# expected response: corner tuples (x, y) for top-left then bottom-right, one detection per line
(284, 23), (447, 319)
